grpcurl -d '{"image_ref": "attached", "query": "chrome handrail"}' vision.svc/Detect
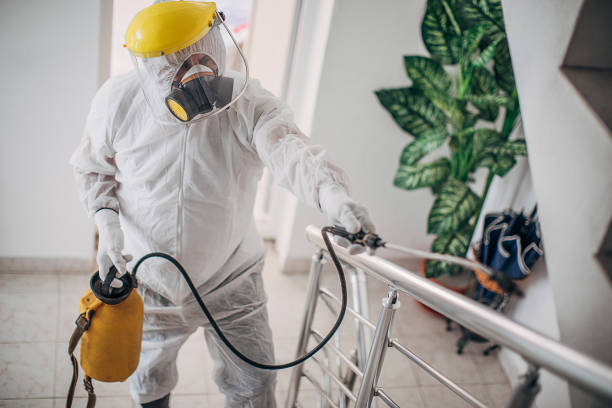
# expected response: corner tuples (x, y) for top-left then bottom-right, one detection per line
(304, 224), (612, 402)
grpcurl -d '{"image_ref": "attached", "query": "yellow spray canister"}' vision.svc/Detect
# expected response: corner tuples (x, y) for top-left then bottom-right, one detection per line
(66, 267), (143, 408)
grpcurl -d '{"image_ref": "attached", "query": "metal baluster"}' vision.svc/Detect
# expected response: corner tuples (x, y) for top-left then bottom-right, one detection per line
(350, 267), (371, 371)
(506, 364), (541, 408)
(286, 250), (326, 408)
(350, 267), (377, 407)
(321, 347), (331, 408)
(355, 289), (400, 408)
(335, 326), (345, 408)
(347, 267), (370, 371)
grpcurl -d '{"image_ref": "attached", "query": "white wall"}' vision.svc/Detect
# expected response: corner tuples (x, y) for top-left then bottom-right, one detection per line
(502, 0), (612, 406)
(0, 1), (112, 259)
(245, 0), (298, 238)
(111, 0), (151, 76)
(246, 0), (296, 97)
(276, 0), (436, 270)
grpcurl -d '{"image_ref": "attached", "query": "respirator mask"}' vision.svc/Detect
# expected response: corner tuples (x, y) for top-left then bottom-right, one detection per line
(125, 1), (249, 124)
(164, 53), (235, 122)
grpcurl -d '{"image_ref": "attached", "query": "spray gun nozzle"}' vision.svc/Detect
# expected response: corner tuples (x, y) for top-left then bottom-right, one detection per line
(328, 225), (385, 249)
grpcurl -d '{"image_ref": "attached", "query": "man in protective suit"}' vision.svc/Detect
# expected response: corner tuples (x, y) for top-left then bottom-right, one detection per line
(70, 2), (376, 407)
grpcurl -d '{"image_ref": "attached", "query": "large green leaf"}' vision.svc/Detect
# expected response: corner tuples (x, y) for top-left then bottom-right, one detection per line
(473, 128), (503, 158)
(471, 67), (499, 121)
(432, 222), (472, 255)
(394, 159), (451, 190)
(422, 0), (462, 65)
(425, 224), (472, 277)
(404, 56), (452, 93)
(459, 0), (505, 37)
(493, 39), (515, 94)
(461, 93), (513, 108)
(399, 128), (449, 165)
(478, 153), (515, 177)
(428, 179), (480, 235)
(498, 139), (527, 156)
(375, 88), (447, 137)
(475, 139), (527, 175)
(463, 23), (489, 58)
(472, 35), (503, 67)
(423, 88), (466, 129)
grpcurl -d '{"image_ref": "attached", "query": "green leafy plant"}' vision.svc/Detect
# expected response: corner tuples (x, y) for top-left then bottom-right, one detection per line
(375, 0), (526, 278)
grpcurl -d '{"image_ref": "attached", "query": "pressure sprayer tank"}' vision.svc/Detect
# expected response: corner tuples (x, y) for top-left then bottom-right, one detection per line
(79, 270), (144, 381)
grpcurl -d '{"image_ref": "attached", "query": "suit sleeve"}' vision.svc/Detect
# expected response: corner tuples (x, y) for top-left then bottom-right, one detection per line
(234, 78), (351, 209)
(69, 80), (120, 218)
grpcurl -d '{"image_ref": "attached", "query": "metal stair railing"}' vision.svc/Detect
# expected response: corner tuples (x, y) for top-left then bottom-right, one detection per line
(285, 225), (612, 408)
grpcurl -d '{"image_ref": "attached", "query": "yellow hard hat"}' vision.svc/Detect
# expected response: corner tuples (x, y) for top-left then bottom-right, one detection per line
(125, 1), (217, 58)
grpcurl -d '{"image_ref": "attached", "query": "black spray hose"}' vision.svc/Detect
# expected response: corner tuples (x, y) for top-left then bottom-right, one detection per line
(130, 225), (516, 371)
(131, 226), (347, 370)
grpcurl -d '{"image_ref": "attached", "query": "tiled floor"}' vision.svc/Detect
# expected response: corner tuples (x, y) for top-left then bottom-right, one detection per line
(0, 248), (512, 407)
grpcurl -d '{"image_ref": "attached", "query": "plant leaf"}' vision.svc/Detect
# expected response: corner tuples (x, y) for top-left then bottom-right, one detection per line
(428, 179), (480, 235)
(461, 93), (513, 108)
(425, 224), (472, 277)
(394, 158), (451, 190)
(460, 0), (505, 38)
(478, 154), (515, 177)
(475, 139), (527, 175)
(404, 56), (452, 93)
(375, 88), (447, 137)
(498, 139), (528, 156)
(471, 67), (499, 121)
(472, 35), (502, 67)
(422, 0), (462, 65)
(423, 88), (466, 129)
(463, 23), (489, 57)
(494, 38), (515, 93)
(399, 128), (449, 165)
(473, 128), (503, 157)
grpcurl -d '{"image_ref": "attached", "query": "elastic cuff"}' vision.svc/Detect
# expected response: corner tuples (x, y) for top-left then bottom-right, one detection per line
(95, 207), (118, 215)
(94, 208), (120, 228)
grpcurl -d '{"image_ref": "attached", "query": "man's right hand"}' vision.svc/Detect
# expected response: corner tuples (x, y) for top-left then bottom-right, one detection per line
(94, 209), (132, 288)
(319, 184), (377, 255)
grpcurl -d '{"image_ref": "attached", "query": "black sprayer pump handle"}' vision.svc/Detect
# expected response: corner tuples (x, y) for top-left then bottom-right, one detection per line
(101, 266), (118, 297)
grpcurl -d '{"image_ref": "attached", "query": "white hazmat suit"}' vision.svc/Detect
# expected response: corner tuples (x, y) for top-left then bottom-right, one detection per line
(70, 19), (374, 408)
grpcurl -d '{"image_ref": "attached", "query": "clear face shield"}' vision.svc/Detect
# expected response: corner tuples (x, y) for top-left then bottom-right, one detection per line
(131, 11), (249, 125)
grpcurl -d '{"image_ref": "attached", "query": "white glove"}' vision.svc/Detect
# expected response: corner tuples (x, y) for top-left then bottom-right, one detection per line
(319, 184), (377, 255)
(94, 209), (132, 288)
